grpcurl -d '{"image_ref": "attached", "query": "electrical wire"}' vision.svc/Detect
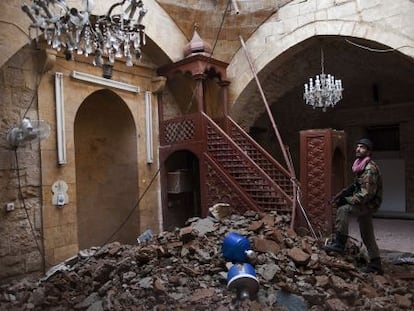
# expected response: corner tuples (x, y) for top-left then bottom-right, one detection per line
(0, 20), (30, 39)
(97, 0), (233, 249)
(22, 48), (49, 118)
(183, 1), (231, 113)
(101, 162), (161, 245)
(14, 149), (50, 269)
(286, 146), (317, 238)
(10, 0), (233, 271)
(23, 2), (412, 263)
(345, 38), (413, 53)
(6, 49), (51, 273)
(295, 186), (318, 239)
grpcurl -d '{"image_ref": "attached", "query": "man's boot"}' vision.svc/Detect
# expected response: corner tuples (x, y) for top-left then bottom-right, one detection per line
(323, 232), (347, 254)
(361, 257), (384, 275)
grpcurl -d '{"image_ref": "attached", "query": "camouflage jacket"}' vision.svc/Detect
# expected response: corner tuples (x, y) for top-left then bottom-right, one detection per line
(345, 160), (383, 211)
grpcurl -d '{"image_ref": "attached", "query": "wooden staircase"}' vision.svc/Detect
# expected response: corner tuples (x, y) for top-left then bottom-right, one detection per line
(160, 112), (294, 216)
(204, 113), (293, 213)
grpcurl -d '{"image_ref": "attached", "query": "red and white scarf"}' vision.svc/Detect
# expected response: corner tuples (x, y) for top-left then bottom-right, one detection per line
(352, 157), (371, 174)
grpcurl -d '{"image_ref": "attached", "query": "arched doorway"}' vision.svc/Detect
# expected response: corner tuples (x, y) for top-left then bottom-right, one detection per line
(74, 89), (139, 249)
(163, 150), (201, 231)
(238, 35), (414, 215)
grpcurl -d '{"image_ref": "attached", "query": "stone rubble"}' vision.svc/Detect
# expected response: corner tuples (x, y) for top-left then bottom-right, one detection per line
(1, 210), (413, 310)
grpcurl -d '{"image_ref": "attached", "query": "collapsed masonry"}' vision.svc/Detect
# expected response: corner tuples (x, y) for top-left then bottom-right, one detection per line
(1, 209), (413, 310)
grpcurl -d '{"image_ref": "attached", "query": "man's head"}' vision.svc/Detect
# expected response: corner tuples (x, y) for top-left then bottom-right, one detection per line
(355, 138), (373, 158)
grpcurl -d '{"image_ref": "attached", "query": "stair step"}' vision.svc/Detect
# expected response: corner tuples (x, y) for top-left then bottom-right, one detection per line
(256, 201), (286, 205)
(208, 150), (234, 154)
(231, 175), (262, 185)
(254, 200), (286, 205)
(236, 182), (268, 187)
(205, 116), (293, 214)
(249, 190), (276, 195)
(254, 199), (285, 203)
(221, 164), (249, 168)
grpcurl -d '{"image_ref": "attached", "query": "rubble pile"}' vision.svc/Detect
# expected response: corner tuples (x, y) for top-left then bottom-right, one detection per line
(1, 210), (413, 310)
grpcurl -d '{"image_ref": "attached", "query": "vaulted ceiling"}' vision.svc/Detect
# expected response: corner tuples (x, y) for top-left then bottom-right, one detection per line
(155, 0), (292, 63)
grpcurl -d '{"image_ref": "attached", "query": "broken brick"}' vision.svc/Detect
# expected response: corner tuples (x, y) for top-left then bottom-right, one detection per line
(0, 210), (412, 310)
(288, 247), (311, 266)
(252, 237), (280, 254)
(248, 221), (264, 232)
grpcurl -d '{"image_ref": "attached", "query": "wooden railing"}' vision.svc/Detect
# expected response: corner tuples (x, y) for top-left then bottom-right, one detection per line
(160, 112), (294, 214)
(160, 113), (203, 145)
(227, 117), (293, 197)
(202, 112), (292, 212)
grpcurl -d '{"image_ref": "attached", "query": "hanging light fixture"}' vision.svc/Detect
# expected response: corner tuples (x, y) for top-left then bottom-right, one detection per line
(304, 49), (343, 111)
(21, 0), (147, 67)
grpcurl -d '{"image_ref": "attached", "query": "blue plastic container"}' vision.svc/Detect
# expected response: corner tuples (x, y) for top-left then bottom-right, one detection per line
(227, 263), (259, 299)
(222, 232), (251, 262)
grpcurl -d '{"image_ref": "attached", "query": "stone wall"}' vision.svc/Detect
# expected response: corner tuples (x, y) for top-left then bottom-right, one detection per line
(229, 0), (414, 127)
(1, 0), (413, 281)
(0, 47), (45, 279)
(0, 45), (163, 279)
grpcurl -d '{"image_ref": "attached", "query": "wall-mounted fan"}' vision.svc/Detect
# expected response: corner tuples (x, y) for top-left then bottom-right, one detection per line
(6, 118), (51, 148)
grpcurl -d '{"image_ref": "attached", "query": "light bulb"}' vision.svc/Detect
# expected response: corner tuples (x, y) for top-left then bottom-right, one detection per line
(126, 55), (133, 67)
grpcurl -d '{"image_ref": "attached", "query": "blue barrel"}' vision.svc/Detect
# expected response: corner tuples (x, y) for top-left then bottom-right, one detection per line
(227, 263), (257, 282)
(222, 232), (251, 262)
(227, 263), (259, 299)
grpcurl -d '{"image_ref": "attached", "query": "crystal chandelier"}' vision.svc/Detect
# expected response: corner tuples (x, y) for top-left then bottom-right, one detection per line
(304, 49), (343, 111)
(22, 0), (147, 67)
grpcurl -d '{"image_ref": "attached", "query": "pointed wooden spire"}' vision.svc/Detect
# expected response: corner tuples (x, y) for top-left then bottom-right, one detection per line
(184, 23), (212, 57)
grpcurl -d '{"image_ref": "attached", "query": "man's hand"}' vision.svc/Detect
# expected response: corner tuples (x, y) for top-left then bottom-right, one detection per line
(335, 197), (348, 206)
(330, 196), (348, 207)
(330, 183), (358, 207)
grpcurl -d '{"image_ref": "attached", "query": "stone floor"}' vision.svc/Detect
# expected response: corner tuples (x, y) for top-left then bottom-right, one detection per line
(349, 216), (414, 254)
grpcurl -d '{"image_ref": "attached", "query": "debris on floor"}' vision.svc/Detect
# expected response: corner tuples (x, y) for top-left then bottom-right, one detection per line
(1, 210), (413, 310)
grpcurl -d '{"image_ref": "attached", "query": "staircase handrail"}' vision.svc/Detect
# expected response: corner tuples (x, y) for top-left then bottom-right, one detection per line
(227, 116), (292, 179)
(202, 112), (293, 206)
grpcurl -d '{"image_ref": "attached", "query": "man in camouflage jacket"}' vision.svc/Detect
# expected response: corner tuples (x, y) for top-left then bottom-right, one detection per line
(323, 138), (383, 274)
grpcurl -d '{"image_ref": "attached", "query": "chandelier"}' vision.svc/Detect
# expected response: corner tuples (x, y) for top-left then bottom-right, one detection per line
(303, 49), (343, 111)
(21, 0), (147, 67)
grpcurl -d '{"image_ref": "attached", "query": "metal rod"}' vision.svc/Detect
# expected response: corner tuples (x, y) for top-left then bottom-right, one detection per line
(230, 0), (240, 14)
(239, 35), (298, 228)
(297, 189), (317, 239)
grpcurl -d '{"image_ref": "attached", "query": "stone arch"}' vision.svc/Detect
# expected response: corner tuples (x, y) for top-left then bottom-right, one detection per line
(74, 89), (139, 249)
(228, 0), (414, 123)
(162, 149), (201, 231)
